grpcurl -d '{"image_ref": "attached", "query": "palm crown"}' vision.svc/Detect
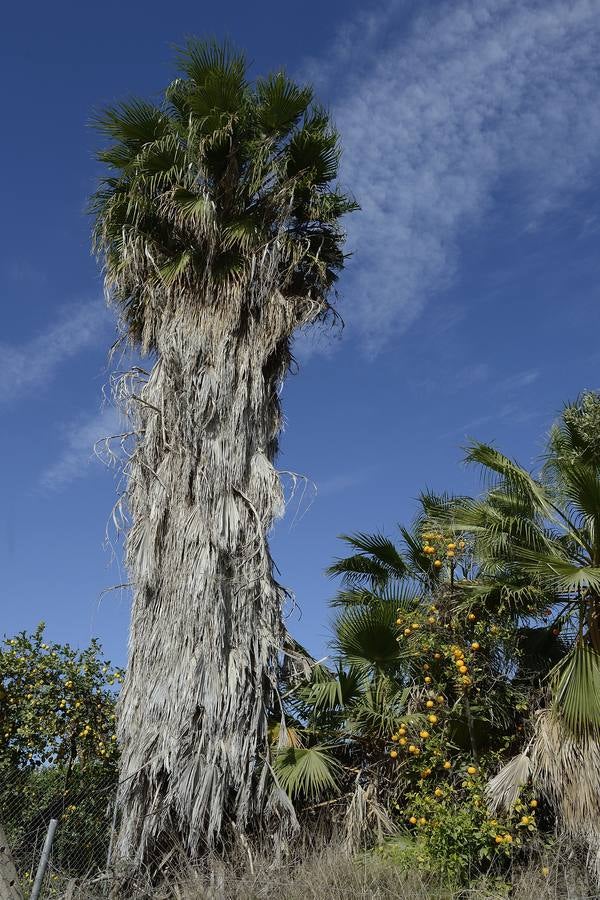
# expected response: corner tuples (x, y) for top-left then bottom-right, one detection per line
(91, 40), (356, 351)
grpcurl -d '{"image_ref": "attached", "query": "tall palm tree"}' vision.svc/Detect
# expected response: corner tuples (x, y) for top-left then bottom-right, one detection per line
(91, 41), (356, 862)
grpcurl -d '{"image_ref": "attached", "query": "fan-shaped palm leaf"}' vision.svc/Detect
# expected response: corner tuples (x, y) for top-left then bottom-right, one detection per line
(334, 603), (404, 673)
(272, 745), (343, 800)
(551, 643), (600, 736)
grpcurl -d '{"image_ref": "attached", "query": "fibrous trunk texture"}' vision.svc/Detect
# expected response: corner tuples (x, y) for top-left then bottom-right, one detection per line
(0, 824), (22, 900)
(114, 290), (308, 863)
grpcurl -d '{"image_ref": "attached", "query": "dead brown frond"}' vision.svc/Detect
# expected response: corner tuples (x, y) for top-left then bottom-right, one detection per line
(485, 751), (531, 814)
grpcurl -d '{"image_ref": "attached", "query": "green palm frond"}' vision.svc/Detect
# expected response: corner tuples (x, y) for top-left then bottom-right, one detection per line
(513, 548), (600, 592)
(465, 443), (552, 517)
(272, 745), (343, 800)
(331, 581), (419, 610)
(168, 188), (215, 227)
(327, 556), (392, 587)
(286, 110), (340, 186)
(551, 643), (600, 736)
(256, 72), (313, 134)
(306, 666), (365, 714)
(398, 526), (432, 576)
(93, 99), (170, 144)
(327, 532), (408, 587)
(334, 602), (404, 672)
(348, 679), (411, 739)
(176, 39), (247, 117)
(558, 463), (600, 542)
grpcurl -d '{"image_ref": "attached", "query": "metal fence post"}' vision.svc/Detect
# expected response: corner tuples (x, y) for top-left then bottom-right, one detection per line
(29, 820), (58, 900)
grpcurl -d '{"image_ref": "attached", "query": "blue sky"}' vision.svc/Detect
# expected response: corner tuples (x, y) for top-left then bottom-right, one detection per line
(2, 0), (600, 667)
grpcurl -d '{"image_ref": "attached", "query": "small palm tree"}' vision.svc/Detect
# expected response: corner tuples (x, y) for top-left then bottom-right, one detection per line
(91, 40), (355, 861)
(449, 393), (600, 830)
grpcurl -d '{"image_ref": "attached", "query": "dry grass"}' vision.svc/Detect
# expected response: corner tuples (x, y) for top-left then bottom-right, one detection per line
(50, 845), (599, 900)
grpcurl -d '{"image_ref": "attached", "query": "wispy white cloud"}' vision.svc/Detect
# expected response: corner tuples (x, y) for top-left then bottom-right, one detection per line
(40, 406), (122, 492)
(499, 369), (540, 392)
(445, 400), (544, 439)
(312, 0), (600, 353)
(0, 301), (110, 403)
(317, 467), (377, 498)
(4, 261), (47, 286)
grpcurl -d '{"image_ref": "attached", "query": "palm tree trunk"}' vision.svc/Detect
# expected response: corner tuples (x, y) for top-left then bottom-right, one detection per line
(114, 293), (304, 863)
(0, 823), (22, 900)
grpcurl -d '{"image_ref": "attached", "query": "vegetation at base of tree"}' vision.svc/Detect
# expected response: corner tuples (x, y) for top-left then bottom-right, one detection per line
(4, 394), (600, 890)
(270, 392), (600, 885)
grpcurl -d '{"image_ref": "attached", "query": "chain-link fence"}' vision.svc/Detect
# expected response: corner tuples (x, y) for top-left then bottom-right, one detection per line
(1, 762), (118, 896)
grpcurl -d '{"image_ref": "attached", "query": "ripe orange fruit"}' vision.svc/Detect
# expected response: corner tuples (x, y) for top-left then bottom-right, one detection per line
(409, 816), (417, 825)
(434, 788), (443, 797)
(467, 766), (477, 775)
(434, 652), (441, 659)
(426, 700), (435, 708)
(504, 834), (513, 843)
(495, 835), (503, 844)
(408, 745), (417, 753)
(433, 560), (442, 568)
(404, 628), (411, 636)
(443, 760), (451, 769)
(399, 737), (407, 745)
(398, 727), (406, 736)
(427, 714), (438, 724)
(422, 767), (432, 777)
(427, 616), (436, 624)
(389, 749), (398, 758)
(446, 550), (455, 558)
(391, 734), (399, 742)
(418, 817), (427, 826)
(459, 665), (468, 674)
(530, 800), (538, 808)
(471, 642), (480, 650)
(437, 695), (445, 703)
(424, 676), (432, 684)
(419, 730), (429, 739)
(467, 613), (476, 621)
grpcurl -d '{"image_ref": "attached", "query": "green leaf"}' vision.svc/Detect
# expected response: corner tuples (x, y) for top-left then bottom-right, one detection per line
(256, 72), (312, 134)
(327, 532), (408, 587)
(94, 99), (169, 145)
(551, 643), (600, 735)
(334, 602), (403, 672)
(272, 745), (342, 799)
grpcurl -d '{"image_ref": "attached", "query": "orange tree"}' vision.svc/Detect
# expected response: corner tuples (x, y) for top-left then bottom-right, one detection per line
(274, 515), (552, 883)
(0, 624), (122, 874)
